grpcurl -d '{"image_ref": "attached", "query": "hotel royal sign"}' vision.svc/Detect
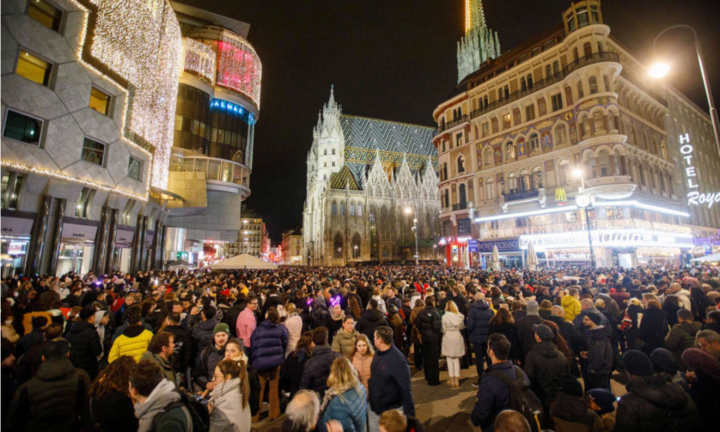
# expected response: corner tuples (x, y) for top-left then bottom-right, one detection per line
(680, 133), (720, 208)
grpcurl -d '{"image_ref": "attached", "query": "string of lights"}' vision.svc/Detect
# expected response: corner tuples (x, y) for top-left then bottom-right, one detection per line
(216, 30), (262, 109)
(183, 37), (216, 83)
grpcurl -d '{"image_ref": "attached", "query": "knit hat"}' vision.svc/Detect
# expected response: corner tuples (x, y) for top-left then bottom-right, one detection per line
(650, 348), (677, 376)
(526, 300), (539, 316)
(623, 350), (654, 376)
(79, 308), (96, 321)
(31, 316), (48, 329)
(588, 389), (617, 415)
(213, 323), (230, 337)
(532, 323), (554, 341)
(561, 374), (584, 397)
(586, 312), (603, 325)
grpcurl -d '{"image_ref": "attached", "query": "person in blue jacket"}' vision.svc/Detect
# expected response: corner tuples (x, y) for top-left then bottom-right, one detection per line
(319, 357), (367, 432)
(250, 307), (288, 421)
(467, 292), (495, 383)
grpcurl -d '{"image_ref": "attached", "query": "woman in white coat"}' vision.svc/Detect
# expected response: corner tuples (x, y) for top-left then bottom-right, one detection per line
(441, 301), (465, 389)
(208, 359), (252, 432)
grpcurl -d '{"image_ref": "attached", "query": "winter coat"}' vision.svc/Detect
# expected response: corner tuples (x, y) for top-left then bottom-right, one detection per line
(488, 322), (522, 361)
(441, 312), (465, 357)
(664, 321), (701, 370)
(516, 314), (543, 361)
(466, 300), (495, 344)
(194, 345), (226, 389)
(209, 378), (252, 432)
(562, 296), (582, 322)
(134, 379), (189, 432)
(638, 308), (669, 354)
(408, 305), (424, 345)
(283, 313), (303, 353)
(356, 309), (388, 341)
(222, 301), (246, 337)
(251, 320), (289, 371)
(417, 306), (442, 343)
(312, 305), (331, 329)
(547, 315), (586, 355)
(88, 388), (139, 432)
(192, 318), (219, 354)
(300, 345), (342, 398)
(368, 345), (414, 416)
(108, 325), (153, 363)
(236, 308), (256, 347)
(524, 340), (568, 407)
(7, 358), (91, 432)
(471, 360), (530, 432)
(550, 392), (606, 432)
(351, 353), (373, 398)
(163, 324), (192, 372)
(332, 329), (359, 357)
(17, 328), (45, 356)
(615, 375), (700, 432)
(319, 386), (367, 432)
(65, 320), (102, 379)
(587, 326), (614, 374)
(141, 351), (176, 388)
(281, 350), (310, 397)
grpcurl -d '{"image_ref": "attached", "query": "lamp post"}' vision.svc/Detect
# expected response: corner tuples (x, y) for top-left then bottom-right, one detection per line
(649, 25), (720, 156)
(573, 168), (596, 270)
(405, 207), (419, 266)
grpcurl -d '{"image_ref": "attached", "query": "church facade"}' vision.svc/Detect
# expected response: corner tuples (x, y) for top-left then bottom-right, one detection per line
(302, 88), (441, 266)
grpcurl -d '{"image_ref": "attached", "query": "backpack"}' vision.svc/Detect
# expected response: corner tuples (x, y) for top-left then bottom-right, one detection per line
(151, 391), (209, 432)
(487, 366), (543, 432)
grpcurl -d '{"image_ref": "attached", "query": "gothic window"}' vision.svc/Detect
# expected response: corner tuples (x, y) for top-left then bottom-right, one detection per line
(333, 233), (343, 258)
(521, 77), (527, 91)
(529, 133), (539, 153)
(505, 142), (516, 161)
(555, 124), (568, 145)
(589, 76), (599, 94)
(331, 201), (337, 215)
(503, 114), (512, 130)
(340, 202), (345, 215)
(457, 155), (466, 174)
(349, 202), (355, 216)
(459, 183), (467, 206)
(357, 204), (363, 216)
(583, 42), (592, 57)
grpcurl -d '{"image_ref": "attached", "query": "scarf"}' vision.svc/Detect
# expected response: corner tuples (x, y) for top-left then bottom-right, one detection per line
(330, 308), (345, 321)
(134, 379), (180, 432)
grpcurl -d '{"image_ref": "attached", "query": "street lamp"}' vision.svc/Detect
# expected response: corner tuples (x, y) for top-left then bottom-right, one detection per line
(405, 207), (419, 266)
(573, 169), (596, 270)
(649, 24), (720, 155)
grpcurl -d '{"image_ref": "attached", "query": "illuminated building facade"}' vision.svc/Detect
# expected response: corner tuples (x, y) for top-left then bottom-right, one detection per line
(282, 227), (303, 265)
(226, 207), (265, 257)
(303, 88), (442, 266)
(1, 0), (183, 276)
(162, 1), (261, 264)
(434, 0), (718, 268)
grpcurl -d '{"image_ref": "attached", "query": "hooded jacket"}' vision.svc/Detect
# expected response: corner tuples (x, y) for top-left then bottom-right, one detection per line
(356, 309), (388, 341)
(134, 379), (189, 432)
(638, 308), (669, 353)
(615, 375), (700, 432)
(108, 325), (153, 363)
(209, 377), (251, 432)
(550, 392), (605, 432)
(65, 320), (102, 378)
(664, 321), (701, 370)
(467, 300), (495, 344)
(562, 296), (582, 322)
(524, 340), (568, 407)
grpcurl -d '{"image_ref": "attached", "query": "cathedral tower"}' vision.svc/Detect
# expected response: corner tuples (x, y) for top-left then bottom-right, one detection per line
(457, 0), (501, 83)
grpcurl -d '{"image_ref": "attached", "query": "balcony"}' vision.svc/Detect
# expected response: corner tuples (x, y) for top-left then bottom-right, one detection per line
(452, 202), (469, 211)
(503, 189), (541, 202)
(480, 218), (692, 240)
(169, 155), (251, 189)
(437, 115), (469, 134)
(500, 188), (546, 213)
(585, 175), (636, 200)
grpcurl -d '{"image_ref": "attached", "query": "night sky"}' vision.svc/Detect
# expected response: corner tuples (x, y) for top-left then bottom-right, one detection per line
(182, 0), (720, 243)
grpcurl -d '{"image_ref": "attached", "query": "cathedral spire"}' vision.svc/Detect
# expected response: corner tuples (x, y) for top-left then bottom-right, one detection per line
(328, 84), (336, 108)
(457, 0), (500, 83)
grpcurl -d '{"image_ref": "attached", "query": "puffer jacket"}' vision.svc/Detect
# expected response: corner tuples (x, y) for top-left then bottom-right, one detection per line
(351, 353), (373, 398)
(550, 392), (605, 432)
(300, 345), (342, 398)
(615, 375), (701, 432)
(283, 313), (303, 353)
(319, 386), (367, 432)
(356, 309), (388, 341)
(467, 300), (495, 344)
(332, 329), (359, 357)
(251, 320), (289, 371)
(524, 340), (568, 407)
(562, 296), (582, 322)
(193, 344), (226, 389)
(65, 320), (102, 379)
(417, 306), (442, 342)
(7, 358), (91, 432)
(664, 321), (701, 370)
(192, 318), (218, 355)
(108, 325), (153, 363)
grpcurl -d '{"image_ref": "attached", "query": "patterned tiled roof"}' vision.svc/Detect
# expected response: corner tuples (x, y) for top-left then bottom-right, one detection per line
(330, 165), (360, 190)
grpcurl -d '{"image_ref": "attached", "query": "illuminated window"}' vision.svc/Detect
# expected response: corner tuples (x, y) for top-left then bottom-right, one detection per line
(3, 110), (43, 146)
(89, 87), (111, 116)
(128, 156), (142, 180)
(502, 114), (512, 130)
(81, 138), (107, 166)
(27, 0), (62, 32)
(16, 50), (52, 86)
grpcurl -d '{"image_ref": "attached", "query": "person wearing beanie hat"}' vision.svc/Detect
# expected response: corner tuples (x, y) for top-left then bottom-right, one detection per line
(213, 323), (230, 338)
(551, 374), (605, 432)
(66, 306), (103, 380)
(582, 311), (613, 391)
(193, 320), (231, 391)
(650, 348), (682, 383)
(616, 349), (701, 431)
(525, 323), (568, 421)
(517, 300), (544, 364)
(588, 388), (617, 431)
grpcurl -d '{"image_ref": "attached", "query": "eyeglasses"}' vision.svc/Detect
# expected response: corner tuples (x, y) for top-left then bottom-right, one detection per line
(250, 302), (258, 305)
(697, 341), (709, 349)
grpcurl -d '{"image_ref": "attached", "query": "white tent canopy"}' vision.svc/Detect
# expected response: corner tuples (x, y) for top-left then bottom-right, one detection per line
(527, 243), (539, 271)
(690, 253), (720, 263)
(210, 254), (278, 270)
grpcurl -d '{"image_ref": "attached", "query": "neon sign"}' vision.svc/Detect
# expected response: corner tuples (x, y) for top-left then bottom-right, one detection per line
(680, 133), (720, 208)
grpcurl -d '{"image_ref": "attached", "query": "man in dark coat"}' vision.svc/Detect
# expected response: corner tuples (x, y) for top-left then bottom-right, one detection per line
(516, 300), (543, 363)
(222, 295), (246, 337)
(7, 339), (91, 432)
(17, 316), (48, 357)
(356, 299), (388, 341)
(65, 308), (102, 380)
(299, 327), (341, 398)
(582, 313), (614, 391)
(417, 296), (442, 386)
(191, 305), (218, 357)
(192, 323), (228, 390)
(548, 306), (585, 375)
(524, 324), (568, 420)
(163, 312), (192, 382)
(467, 292), (495, 382)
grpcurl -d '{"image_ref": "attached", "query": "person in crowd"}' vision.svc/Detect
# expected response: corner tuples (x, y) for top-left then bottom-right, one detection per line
(87, 355), (139, 432)
(194, 323), (230, 391)
(66, 307), (103, 380)
(251, 307), (288, 422)
(467, 292), (495, 383)
(319, 357), (367, 432)
(108, 308), (153, 363)
(517, 300), (543, 364)
(237, 295), (258, 357)
(300, 326), (342, 398)
(488, 307), (522, 364)
(192, 305), (219, 353)
(695, 329), (720, 359)
(662, 295), (683, 327)
(7, 339), (91, 432)
(224, 338), (260, 417)
(368, 326), (414, 432)
(356, 299), (389, 342)
(494, 409), (532, 432)
(615, 350), (700, 432)
(681, 348), (720, 430)
(2, 312), (19, 344)
(327, 301), (346, 344)
(350, 333), (374, 399)
(665, 308), (702, 370)
(417, 296), (442, 386)
(208, 359), (252, 432)
(408, 299), (425, 370)
(312, 296), (331, 330)
(332, 315), (359, 357)
(280, 390), (321, 432)
(17, 315), (47, 356)
(539, 300), (553, 320)
(162, 312), (192, 384)
(283, 303), (303, 355)
(387, 306), (405, 349)
(441, 300), (465, 388)
(378, 409), (424, 432)
(547, 306), (585, 375)
(524, 323), (567, 423)
(650, 347), (683, 383)
(140, 331), (176, 387)
(587, 388), (617, 432)
(561, 288), (582, 322)
(638, 299), (669, 355)
(581, 312), (613, 391)
(130, 359), (190, 432)
(550, 374), (605, 432)
(471, 334), (530, 432)
(282, 331), (314, 398)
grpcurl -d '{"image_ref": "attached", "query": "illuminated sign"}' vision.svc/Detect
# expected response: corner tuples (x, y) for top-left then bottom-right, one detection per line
(520, 229), (694, 251)
(680, 133), (720, 208)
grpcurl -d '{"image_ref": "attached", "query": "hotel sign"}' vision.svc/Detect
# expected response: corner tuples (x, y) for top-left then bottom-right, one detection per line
(680, 133), (720, 208)
(519, 229), (694, 250)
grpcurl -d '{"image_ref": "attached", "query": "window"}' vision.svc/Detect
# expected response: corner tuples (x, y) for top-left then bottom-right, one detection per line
(521, 77), (527, 91)
(589, 76), (598, 94)
(593, 111), (605, 133)
(27, 0), (62, 32)
(332, 162), (335, 167)
(458, 218), (471, 236)
(349, 203), (355, 216)
(598, 150), (611, 176)
(527, 74), (534, 89)
(505, 142), (515, 161)
(545, 65), (552, 78)
(486, 178), (495, 200)
(459, 184), (467, 205)
(16, 50), (52, 86)
(128, 156), (142, 180)
(457, 155), (466, 173)
(357, 204), (362, 216)
(1, 172), (24, 210)
(3, 110), (43, 146)
(551, 94), (563, 112)
(529, 134), (539, 153)
(81, 138), (106, 166)
(555, 124), (567, 145)
(331, 202), (337, 215)
(578, 7), (589, 28)
(577, 81), (584, 99)
(75, 187), (94, 218)
(332, 149), (335, 155)
(482, 122), (489, 137)
(553, 61), (560, 75)
(525, 104), (536, 121)
(455, 133), (462, 147)
(502, 113), (512, 130)
(89, 87), (111, 116)
(340, 202), (345, 215)
(333, 233), (343, 259)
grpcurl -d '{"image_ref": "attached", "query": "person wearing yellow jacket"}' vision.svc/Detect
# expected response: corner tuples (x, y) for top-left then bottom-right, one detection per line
(108, 310), (153, 363)
(561, 288), (582, 322)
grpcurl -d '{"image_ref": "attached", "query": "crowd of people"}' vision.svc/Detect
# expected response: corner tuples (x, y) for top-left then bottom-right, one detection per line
(2, 263), (720, 432)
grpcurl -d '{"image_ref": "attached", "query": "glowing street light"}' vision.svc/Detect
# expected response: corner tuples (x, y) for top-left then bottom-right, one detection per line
(648, 62), (670, 78)
(405, 207), (419, 266)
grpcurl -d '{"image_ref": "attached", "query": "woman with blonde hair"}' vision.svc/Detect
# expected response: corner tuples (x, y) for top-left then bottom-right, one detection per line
(208, 359), (252, 432)
(318, 357), (367, 432)
(350, 334), (374, 397)
(441, 301), (465, 388)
